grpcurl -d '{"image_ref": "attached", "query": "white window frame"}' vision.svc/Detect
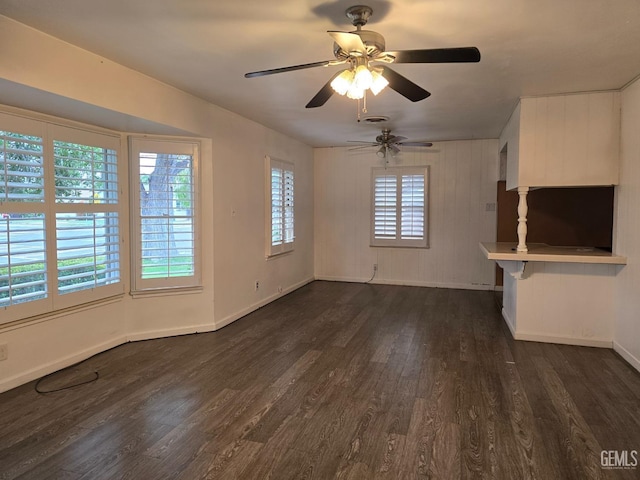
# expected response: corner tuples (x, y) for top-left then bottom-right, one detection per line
(0, 110), (123, 325)
(265, 155), (294, 257)
(129, 137), (201, 294)
(370, 166), (429, 248)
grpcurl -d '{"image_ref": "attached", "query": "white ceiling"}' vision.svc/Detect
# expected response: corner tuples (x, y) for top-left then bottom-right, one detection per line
(1, 0), (640, 147)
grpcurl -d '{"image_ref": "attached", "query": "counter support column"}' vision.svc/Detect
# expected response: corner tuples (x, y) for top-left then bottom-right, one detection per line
(517, 187), (529, 253)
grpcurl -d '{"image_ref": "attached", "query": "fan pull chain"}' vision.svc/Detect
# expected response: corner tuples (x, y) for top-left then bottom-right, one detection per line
(356, 92), (368, 123)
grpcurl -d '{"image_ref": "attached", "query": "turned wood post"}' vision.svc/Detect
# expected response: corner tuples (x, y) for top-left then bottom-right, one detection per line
(517, 187), (529, 252)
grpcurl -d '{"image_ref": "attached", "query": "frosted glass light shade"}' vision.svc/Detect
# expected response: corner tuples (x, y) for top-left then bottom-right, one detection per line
(330, 69), (354, 95)
(370, 70), (389, 95)
(353, 64), (373, 90)
(346, 84), (365, 99)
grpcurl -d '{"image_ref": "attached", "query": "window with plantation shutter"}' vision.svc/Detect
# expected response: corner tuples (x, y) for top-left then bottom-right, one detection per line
(53, 136), (121, 305)
(1, 111), (123, 324)
(266, 156), (294, 257)
(129, 137), (200, 293)
(371, 167), (429, 248)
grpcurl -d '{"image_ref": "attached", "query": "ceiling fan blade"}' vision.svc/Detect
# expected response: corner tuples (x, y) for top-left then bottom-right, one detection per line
(398, 141), (434, 147)
(347, 141), (379, 145)
(245, 60), (334, 78)
(348, 145), (378, 151)
(305, 71), (341, 108)
(387, 47), (481, 64)
(380, 67), (431, 102)
(328, 31), (366, 56)
(388, 135), (407, 142)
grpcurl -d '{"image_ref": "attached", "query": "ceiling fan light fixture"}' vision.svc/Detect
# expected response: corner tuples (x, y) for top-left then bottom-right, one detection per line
(376, 146), (387, 158)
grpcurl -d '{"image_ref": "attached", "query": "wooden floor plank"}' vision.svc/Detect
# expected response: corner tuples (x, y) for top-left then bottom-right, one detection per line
(1, 281), (639, 480)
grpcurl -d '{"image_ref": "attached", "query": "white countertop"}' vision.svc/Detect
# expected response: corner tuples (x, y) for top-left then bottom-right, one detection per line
(480, 242), (627, 265)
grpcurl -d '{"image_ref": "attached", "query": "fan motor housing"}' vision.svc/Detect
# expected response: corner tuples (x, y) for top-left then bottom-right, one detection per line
(333, 30), (386, 60)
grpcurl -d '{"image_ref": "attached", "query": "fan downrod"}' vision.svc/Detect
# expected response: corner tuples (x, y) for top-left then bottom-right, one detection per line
(346, 5), (373, 27)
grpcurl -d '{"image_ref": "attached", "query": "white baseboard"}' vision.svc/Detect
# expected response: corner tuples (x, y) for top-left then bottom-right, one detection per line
(501, 307), (516, 337)
(126, 324), (218, 342)
(501, 307), (611, 348)
(0, 335), (127, 394)
(613, 341), (640, 373)
(314, 275), (493, 291)
(212, 276), (315, 331)
(314, 275), (368, 284)
(513, 331), (612, 348)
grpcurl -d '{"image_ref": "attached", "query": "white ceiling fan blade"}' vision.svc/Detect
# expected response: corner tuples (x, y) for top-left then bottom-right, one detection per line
(328, 31), (366, 56)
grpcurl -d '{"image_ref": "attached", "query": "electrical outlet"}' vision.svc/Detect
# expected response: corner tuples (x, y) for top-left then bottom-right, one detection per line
(0, 344), (7, 361)
(373, 263), (378, 272)
(255, 281), (259, 291)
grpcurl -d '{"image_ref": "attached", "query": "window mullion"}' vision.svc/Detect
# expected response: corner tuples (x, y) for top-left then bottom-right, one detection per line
(43, 125), (57, 309)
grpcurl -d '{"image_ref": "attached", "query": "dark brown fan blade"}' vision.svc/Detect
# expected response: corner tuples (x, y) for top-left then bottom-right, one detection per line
(245, 60), (334, 78)
(397, 141), (434, 147)
(387, 47), (480, 64)
(380, 67), (430, 102)
(305, 71), (341, 108)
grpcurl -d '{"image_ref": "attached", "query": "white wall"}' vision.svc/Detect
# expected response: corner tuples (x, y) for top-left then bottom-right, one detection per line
(502, 262), (617, 348)
(211, 115), (315, 327)
(314, 139), (499, 289)
(0, 16), (314, 392)
(614, 77), (640, 371)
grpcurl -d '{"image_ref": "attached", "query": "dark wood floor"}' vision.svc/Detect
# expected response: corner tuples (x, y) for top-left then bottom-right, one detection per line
(1, 281), (639, 479)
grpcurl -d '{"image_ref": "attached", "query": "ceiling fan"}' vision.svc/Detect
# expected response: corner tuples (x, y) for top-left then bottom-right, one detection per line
(349, 128), (433, 160)
(245, 5), (480, 108)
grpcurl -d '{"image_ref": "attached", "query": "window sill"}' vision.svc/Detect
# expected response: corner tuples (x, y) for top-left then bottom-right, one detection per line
(0, 293), (125, 332)
(370, 243), (430, 249)
(130, 285), (204, 299)
(266, 249), (294, 260)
